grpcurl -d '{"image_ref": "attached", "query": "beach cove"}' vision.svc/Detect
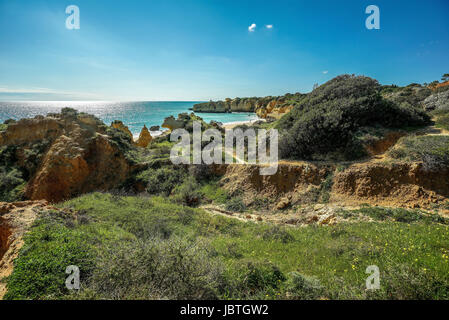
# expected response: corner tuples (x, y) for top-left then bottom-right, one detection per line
(0, 101), (260, 138)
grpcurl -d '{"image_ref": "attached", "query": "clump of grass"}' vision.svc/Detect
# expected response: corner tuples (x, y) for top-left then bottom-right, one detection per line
(262, 225), (295, 243)
(284, 272), (323, 299)
(199, 182), (228, 204)
(225, 197), (247, 212)
(224, 261), (286, 299)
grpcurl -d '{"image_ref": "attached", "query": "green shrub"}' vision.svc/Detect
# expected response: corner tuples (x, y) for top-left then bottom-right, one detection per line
(381, 84), (431, 108)
(367, 264), (449, 300)
(188, 164), (216, 182)
(435, 114), (449, 131)
(354, 206), (449, 224)
(105, 126), (138, 163)
(262, 225), (295, 243)
(225, 197), (247, 212)
(86, 237), (224, 300)
(225, 261), (286, 298)
(0, 167), (26, 202)
(284, 272), (323, 299)
(139, 166), (186, 196)
(199, 182), (228, 204)
(172, 176), (204, 207)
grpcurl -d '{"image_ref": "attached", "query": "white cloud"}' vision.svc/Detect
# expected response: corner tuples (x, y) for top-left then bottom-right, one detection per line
(248, 23), (256, 32)
(0, 85), (101, 100)
(266, 25), (273, 29)
(322, 70), (328, 74)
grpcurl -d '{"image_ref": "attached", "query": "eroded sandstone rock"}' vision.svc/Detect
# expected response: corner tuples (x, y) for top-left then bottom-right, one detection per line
(111, 120), (133, 139)
(0, 108), (136, 203)
(135, 125), (152, 148)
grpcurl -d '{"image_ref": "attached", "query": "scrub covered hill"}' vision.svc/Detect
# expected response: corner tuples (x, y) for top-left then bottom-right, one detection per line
(276, 75), (431, 161)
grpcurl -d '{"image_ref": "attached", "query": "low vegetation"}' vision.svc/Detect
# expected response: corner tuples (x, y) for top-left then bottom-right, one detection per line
(388, 135), (449, 170)
(4, 193), (449, 300)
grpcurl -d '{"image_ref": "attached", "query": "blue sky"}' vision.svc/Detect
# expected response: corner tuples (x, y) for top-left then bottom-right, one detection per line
(0, 0), (448, 101)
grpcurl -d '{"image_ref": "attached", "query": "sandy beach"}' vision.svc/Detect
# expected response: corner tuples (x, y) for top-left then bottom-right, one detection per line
(222, 118), (265, 130)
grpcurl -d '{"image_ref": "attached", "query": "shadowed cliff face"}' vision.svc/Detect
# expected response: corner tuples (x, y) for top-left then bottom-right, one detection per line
(0, 108), (138, 203)
(0, 218), (10, 261)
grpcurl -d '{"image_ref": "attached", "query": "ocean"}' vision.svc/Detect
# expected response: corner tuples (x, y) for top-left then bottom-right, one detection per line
(0, 101), (259, 137)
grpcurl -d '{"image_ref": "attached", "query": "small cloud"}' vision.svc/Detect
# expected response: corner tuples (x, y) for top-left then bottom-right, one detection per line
(266, 24), (273, 29)
(322, 70), (328, 74)
(248, 23), (256, 32)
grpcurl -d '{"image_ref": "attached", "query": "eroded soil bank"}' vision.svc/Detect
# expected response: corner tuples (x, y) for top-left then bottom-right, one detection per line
(214, 159), (449, 210)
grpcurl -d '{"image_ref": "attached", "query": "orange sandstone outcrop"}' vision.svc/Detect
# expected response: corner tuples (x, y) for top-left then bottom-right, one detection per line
(254, 99), (294, 120)
(0, 108), (137, 203)
(331, 162), (449, 208)
(216, 163), (331, 206)
(213, 158), (449, 209)
(135, 125), (152, 148)
(111, 120), (133, 139)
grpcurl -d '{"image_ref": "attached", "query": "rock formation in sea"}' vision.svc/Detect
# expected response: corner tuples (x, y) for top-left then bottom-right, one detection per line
(135, 125), (152, 148)
(162, 113), (210, 132)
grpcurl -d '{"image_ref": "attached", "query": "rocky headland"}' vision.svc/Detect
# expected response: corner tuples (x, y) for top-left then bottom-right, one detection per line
(192, 93), (305, 120)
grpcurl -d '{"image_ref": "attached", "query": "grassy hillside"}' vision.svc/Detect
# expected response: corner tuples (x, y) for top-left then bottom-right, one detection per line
(4, 193), (449, 300)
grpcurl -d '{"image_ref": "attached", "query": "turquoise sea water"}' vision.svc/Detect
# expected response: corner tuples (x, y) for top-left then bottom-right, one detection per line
(0, 101), (259, 136)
